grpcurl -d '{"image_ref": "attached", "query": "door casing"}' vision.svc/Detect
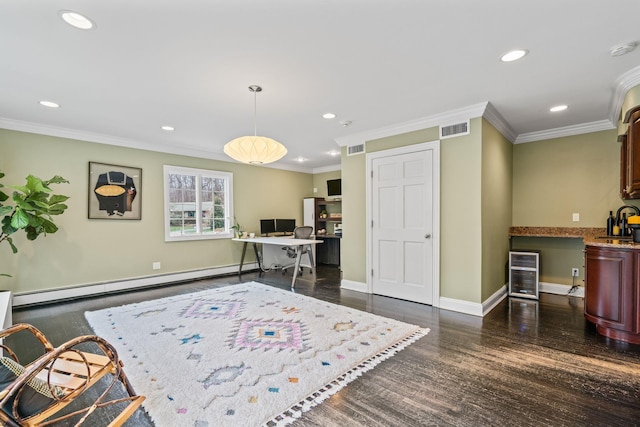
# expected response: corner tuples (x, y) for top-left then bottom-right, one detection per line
(365, 140), (441, 307)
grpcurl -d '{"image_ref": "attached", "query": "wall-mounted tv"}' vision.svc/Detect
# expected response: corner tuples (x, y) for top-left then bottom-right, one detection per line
(327, 179), (341, 197)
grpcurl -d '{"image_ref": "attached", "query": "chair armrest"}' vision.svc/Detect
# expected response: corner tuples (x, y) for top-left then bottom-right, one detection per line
(0, 323), (55, 362)
(0, 334), (122, 422)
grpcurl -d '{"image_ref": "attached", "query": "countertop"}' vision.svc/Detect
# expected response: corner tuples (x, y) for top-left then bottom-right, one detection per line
(509, 226), (640, 249)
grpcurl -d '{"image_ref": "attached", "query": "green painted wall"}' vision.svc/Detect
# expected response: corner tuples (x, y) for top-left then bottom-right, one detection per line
(341, 146), (367, 283)
(511, 129), (639, 284)
(0, 129), (313, 294)
(5, 106), (637, 303)
(341, 119), (487, 303)
(312, 170), (341, 199)
(513, 129), (626, 227)
(481, 119), (513, 301)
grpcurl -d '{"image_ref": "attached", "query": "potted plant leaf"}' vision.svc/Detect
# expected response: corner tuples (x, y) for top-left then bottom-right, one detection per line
(0, 170), (70, 276)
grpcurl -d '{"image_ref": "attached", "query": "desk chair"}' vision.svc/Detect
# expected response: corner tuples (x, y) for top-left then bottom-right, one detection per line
(281, 226), (314, 275)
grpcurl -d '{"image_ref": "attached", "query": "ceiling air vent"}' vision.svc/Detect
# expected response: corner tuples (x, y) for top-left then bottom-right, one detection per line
(347, 143), (365, 156)
(440, 120), (470, 139)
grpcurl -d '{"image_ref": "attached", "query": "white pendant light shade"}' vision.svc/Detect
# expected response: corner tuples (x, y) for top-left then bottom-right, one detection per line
(224, 135), (287, 164)
(224, 85), (287, 165)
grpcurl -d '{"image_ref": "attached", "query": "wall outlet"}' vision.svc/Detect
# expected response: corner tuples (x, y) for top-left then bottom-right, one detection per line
(313, 187), (318, 193)
(572, 213), (580, 222)
(152, 262), (161, 270)
(572, 268), (579, 277)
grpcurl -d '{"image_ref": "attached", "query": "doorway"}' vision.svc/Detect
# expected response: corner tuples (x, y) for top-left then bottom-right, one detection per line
(366, 141), (440, 306)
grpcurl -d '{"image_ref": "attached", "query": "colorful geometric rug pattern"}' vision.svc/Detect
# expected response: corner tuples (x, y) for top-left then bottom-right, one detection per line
(85, 282), (429, 426)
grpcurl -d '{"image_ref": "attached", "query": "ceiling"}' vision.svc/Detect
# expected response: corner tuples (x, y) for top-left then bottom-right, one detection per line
(1, 1), (640, 173)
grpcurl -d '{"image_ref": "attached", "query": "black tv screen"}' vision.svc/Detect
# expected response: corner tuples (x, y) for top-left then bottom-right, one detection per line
(276, 219), (296, 234)
(260, 219), (276, 236)
(327, 179), (341, 196)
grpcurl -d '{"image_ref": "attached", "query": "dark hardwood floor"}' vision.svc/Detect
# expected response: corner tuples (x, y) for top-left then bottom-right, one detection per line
(8, 266), (640, 426)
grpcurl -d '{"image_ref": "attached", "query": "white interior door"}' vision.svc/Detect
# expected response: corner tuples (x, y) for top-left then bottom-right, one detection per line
(371, 148), (434, 304)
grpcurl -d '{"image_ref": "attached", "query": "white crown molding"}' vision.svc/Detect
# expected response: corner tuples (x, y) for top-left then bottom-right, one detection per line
(514, 120), (616, 144)
(312, 164), (341, 174)
(609, 65), (640, 124)
(483, 102), (517, 142)
(334, 102), (490, 147)
(0, 117), (317, 174)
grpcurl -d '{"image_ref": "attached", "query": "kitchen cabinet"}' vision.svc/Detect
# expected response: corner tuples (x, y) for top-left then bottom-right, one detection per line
(584, 245), (640, 343)
(621, 107), (640, 199)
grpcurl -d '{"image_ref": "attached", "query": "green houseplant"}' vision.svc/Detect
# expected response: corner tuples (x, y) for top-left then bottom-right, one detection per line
(0, 171), (70, 275)
(231, 220), (243, 238)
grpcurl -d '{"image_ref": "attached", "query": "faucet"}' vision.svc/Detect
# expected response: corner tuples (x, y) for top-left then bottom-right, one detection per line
(616, 205), (640, 222)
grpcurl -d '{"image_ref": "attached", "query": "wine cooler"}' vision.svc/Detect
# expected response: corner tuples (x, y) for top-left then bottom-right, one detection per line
(509, 250), (540, 300)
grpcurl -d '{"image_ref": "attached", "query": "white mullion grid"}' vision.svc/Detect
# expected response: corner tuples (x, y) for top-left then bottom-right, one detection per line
(195, 174), (202, 235)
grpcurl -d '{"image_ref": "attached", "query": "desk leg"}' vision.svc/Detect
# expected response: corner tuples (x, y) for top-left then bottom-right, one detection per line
(291, 245), (304, 288)
(238, 242), (248, 278)
(306, 245), (315, 272)
(252, 243), (262, 273)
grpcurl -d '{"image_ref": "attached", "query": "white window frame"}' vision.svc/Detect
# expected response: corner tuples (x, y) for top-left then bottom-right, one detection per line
(163, 165), (234, 242)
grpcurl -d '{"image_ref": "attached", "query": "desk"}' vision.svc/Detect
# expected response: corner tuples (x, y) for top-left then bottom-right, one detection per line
(232, 237), (323, 287)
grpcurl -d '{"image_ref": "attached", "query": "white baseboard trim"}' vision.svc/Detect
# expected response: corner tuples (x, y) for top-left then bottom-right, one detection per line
(483, 285), (508, 316)
(540, 281), (584, 298)
(12, 263), (258, 307)
(340, 279), (368, 293)
(439, 296), (484, 317)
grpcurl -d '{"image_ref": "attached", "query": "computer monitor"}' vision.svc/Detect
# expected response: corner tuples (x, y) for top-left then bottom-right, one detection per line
(276, 219), (296, 235)
(260, 219), (276, 236)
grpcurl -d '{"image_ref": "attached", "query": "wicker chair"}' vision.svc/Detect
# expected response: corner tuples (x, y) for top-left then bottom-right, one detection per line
(0, 323), (144, 426)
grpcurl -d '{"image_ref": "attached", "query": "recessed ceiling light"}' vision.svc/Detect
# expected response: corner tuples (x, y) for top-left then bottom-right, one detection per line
(322, 113), (336, 119)
(161, 126), (175, 131)
(500, 49), (529, 62)
(610, 42), (637, 57)
(550, 105), (568, 112)
(59, 10), (95, 30)
(39, 100), (60, 108)
(328, 150), (340, 156)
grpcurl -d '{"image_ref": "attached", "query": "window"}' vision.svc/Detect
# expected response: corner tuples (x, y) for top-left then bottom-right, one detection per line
(163, 165), (234, 241)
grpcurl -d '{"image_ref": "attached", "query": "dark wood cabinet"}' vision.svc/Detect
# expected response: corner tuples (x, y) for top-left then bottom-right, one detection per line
(316, 236), (341, 266)
(584, 246), (640, 343)
(304, 198), (341, 266)
(621, 135), (629, 198)
(621, 108), (640, 199)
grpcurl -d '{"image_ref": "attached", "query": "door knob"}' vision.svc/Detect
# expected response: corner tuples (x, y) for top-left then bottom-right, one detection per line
(425, 234), (431, 239)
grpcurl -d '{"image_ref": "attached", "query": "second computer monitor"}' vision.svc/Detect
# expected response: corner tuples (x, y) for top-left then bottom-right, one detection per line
(275, 219), (296, 235)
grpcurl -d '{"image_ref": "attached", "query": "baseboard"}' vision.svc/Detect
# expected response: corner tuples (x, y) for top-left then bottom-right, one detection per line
(340, 279), (367, 293)
(340, 281), (508, 317)
(483, 285), (508, 316)
(439, 297), (484, 317)
(12, 263), (258, 307)
(540, 281), (584, 298)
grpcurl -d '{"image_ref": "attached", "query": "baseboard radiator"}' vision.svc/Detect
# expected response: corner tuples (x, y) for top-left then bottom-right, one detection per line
(12, 263), (257, 308)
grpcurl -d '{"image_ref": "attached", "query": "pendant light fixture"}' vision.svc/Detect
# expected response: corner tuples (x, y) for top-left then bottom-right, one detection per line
(224, 85), (287, 165)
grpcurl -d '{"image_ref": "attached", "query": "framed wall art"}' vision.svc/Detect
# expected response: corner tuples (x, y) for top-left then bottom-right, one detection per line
(88, 162), (142, 220)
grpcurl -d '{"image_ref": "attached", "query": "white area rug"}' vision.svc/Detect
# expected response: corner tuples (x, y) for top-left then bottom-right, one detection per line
(85, 282), (429, 426)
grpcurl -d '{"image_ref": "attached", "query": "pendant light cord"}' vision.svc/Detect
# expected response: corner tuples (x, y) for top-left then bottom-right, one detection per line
(253, 89), (257, 137)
